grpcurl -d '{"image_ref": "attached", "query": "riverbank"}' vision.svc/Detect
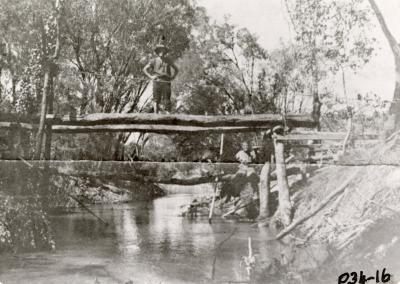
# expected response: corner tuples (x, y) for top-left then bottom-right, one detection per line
(263, 133), (400, 282)
(171, 135), (400, 282)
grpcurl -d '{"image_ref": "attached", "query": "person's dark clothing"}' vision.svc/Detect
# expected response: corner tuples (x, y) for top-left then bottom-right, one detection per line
(148, 57), (174, 111)
(149, 57), (173, 82)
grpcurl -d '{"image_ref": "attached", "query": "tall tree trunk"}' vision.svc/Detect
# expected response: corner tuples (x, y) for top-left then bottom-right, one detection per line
(312, 91), (321, 131)
(0, 67), (2, 104)
(112, 133), (125, 161)
(35, 68), (51, 159)
(311, 47), (321, 130)
(342, 113), (353, 153)
(34, 0), (62, 160)
(44, 77), (55, 160)
(11, 77), (17, 107)
(274, 140), (292, 226)
(368, 0), (400, 129)
(341, 66), (353, 153)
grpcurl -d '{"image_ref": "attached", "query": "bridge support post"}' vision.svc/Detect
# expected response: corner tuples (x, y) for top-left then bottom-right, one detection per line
(258, 132), (273, 220)
(274, 129), (292, 226)
(258, 161), (271, 219)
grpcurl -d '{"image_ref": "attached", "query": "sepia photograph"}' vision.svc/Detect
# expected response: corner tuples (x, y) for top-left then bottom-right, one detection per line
(0, 0), (400, 283)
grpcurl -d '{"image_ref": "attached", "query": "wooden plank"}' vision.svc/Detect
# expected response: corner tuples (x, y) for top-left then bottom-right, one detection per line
(276, 132), (346, 141)
(276, 132), (378, 141)
(46, 113), (317, 128)
(51, 124), (272, 134)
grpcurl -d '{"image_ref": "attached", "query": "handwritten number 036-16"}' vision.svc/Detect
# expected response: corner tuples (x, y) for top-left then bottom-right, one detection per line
(338, 269), (391, 284)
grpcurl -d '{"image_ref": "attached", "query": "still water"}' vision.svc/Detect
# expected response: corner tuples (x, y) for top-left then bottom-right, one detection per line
(0, 186), (288, 284)
(1, 173), (398, 283)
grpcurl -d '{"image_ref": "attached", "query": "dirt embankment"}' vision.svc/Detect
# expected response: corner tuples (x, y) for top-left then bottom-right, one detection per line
(287, 132), (400, 275)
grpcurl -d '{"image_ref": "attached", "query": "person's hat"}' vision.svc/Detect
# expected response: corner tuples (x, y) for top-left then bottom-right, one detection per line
(272, 125), (285, 135)
(154, 44), (169, 53)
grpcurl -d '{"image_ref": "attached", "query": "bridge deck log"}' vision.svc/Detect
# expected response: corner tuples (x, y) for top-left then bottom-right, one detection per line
(51, 124), (271, 134)
(46, 113), (317, 128)
(1, 161), (302, 185)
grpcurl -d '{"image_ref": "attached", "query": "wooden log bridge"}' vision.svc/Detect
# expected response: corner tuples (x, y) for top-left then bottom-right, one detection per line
(1, 160), (301, 185)
(2, 112), (316, 159)
(45, 113), (317, 133)
(2, 160), (255, 184)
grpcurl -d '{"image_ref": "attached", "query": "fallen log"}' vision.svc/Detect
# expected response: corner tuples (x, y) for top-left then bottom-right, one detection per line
(222, 200), (253, 218)
(46, 113), (317, 128)
(275, 167), (362, 240)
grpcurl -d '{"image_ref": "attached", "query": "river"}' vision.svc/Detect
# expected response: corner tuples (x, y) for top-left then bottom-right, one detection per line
(0, 185), (329, 284)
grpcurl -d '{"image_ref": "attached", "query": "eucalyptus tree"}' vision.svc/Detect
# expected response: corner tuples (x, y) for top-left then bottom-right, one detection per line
(0, 0), (56, 115)
(59, 0), (196, 159)
(368, 0), (400, 130)
(171, 12), (273, 162)
(62, 0), (195, 115)
(0, 0), (63, 250)
(0, 0), (65, 159)
(175, 14), (269, 116)
(284, 0), (375, 128)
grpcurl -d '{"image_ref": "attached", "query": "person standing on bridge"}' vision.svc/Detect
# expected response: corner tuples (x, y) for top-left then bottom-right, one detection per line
(143, 44), (179, 114)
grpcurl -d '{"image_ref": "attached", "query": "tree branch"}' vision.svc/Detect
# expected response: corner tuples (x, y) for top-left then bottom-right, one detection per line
(368, 0), (400, 59)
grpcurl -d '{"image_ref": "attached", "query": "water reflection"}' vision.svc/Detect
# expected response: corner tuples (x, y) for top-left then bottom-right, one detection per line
(116, 208), (140, 256)
(0, 191), (321, 283)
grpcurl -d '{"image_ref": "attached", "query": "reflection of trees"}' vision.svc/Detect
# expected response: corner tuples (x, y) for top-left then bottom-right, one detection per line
(0, 165), (54, 252)
(149, 195), (217, 259)
(109, 203), (145, 258)
(148, 194), (217, 281)
(134, 203), (151, 225)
